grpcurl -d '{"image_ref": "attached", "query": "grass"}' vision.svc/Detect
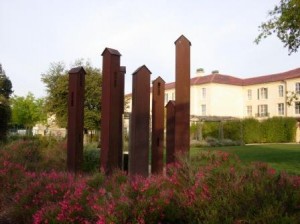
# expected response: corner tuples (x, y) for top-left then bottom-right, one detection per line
(191, 144), (300, 175)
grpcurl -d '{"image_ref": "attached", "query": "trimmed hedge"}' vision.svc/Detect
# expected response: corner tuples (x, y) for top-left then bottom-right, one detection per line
(260, 117), (297, 143)
(200, 117), (297, 144)
(242, 118), (261, 143)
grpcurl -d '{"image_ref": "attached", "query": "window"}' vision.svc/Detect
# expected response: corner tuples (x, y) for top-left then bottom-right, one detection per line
(257, 88), (268, 99)
(202, 88), (206, 99)
(278, 85), (284, 97)
(278, 103), (284, 115)
(296, 83), (300, 94)
(247, 106), (252, 116)
(295, 102), (300, 114)
(164, 93), (168, 105)
(260, 88), (268, 99)
(171, 92), (175, 100)
(257, 104), (268, 117)
(201, 104), (206, 116)
(247, 89), (252, 100)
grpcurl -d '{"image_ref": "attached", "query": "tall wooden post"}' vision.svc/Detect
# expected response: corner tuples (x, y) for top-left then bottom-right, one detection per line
(174, 35), (191, 157)
(166, 100), (176, 165)
(67, 66), (86, 172)
(129, 65), (151, 177)
(100, 48), (122, 174)
(151, 76), (165, 174)
(119, 66), (126, 169)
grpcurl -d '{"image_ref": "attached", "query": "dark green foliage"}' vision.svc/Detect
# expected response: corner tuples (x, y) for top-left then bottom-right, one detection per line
(284, 117), (297, 141)
(201, 117), (297, 144)
(0, 65), (13, 98)
(256, 117), (296, 143)
(82, 144), (100, 172)
(0, 104), (11, 141)
(41, 60), (102, 130)
(11, 93), (46, 131)
(242, 118), (262, 143)
(223, 120), (242, 141)
(255, 0), (300, 54)
(0, 64), (13, 142)
(202, 121), (219, 139)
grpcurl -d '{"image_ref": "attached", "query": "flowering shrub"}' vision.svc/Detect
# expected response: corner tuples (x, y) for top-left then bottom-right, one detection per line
(0, 141), (300, 223)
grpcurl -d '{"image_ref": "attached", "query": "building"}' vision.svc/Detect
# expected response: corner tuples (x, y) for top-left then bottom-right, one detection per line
(125, 67), (300, 141)
(162, 68), (300, 119)
(126, 67), (300, 119)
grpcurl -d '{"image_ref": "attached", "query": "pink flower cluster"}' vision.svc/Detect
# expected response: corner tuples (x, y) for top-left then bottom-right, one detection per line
(1, 144), (300, 223)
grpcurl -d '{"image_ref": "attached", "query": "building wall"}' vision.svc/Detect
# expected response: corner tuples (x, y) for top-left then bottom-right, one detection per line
(243, 82), (286, 118)
(125, 77), (300, 119)
(243, 77), (300, 118)
(286, 78), (300, 117)
(208, 83), (244, 117)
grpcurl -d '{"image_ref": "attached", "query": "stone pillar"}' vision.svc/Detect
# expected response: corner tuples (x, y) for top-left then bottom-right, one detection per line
(151, 76), (165, 174)
(174, 35), (191, 157)
(129, 65), (151, 177)
(166, 100), (176, 165)
(100, 48), (122, 174)
(67, 66), (86, 172)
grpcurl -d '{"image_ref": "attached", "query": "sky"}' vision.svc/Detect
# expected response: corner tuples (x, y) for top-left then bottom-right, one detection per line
(0, 0), (299, 98)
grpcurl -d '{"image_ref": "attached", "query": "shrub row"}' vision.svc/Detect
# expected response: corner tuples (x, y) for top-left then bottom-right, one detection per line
(0, 137), (100, 173)
(192, 117), (297, 144)
(1, 148), (300, 223)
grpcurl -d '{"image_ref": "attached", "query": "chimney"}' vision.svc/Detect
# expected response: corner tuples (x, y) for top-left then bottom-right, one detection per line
(195, 68), (205, 77)
(212, 70), (219, 74)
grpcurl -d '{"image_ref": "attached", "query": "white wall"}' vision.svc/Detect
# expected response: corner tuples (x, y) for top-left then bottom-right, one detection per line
(208, 83), (244, 117)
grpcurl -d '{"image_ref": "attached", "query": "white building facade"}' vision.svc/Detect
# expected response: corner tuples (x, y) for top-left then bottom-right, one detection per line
(125, 67), (300, 142)
(159, 68), (300, 119)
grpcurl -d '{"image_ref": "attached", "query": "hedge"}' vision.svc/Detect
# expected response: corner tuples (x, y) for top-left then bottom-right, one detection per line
(198, 117), (297, 144)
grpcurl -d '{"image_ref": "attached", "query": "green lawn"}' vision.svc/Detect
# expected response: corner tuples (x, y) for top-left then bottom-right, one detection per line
(191, 144), (300, 175)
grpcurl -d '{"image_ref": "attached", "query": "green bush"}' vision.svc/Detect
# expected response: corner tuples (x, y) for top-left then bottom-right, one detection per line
(202, 122), (219, 139)
(82, 143), (100, 172)
(223, 120), (242, 141)
(260, 117), (297, 143)
(261, 117), (285, 142)
(200, 117), (297, 144)
(242, 118), (262, 144)
(0, 103), (11, 142)
(284, 117), (298, 141)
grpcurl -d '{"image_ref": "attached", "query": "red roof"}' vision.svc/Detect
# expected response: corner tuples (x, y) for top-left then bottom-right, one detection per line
(243, 68), (300, 85)
(164, 67), (300, 90)
(125, 68), (300, 94)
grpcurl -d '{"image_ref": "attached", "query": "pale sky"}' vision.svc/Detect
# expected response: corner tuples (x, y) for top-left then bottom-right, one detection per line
(0, 0), (299, 98)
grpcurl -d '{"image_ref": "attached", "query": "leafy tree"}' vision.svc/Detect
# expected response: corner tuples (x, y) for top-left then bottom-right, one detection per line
(11, 93), (46, 133)
(286, 90), (299, 106)
(0, 64), (13, 141)
(41, 60), (102, 131)
(255, 0), (300, 54)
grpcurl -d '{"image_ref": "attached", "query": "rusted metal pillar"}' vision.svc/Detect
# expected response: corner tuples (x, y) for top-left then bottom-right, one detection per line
(100, 48), (122, 175)
(174, 35), (191, 157)
(151, 76), (165, 174)
(129, 65), (151, 177)
(119, 66), (126, 169)
(67, 66), (86, 172)
(166, 100), (176, 165)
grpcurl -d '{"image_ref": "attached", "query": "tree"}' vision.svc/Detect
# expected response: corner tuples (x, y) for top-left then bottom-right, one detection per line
(0, 64), (13, 141)
(41, 60), (102, 131)
(286, 90), (299, 106)
(255, 0), (300, 54)
(11, 93), (46, 134)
